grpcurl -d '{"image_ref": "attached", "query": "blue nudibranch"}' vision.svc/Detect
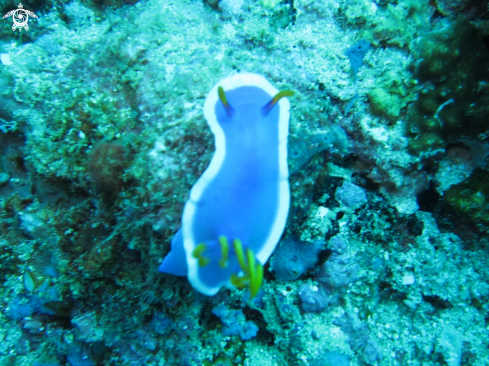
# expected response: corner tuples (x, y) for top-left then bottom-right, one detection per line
(159, 73), (292, 298)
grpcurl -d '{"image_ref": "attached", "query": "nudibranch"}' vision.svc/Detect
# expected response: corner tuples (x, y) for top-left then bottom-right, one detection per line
(159, 73), (293, 298)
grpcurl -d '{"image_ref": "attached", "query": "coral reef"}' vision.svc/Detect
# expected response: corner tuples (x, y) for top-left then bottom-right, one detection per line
(212, 304), (259, 340)
(270, 237), (324, 281)
(443, 169), (489, 223)
(406, 19), (489, 156)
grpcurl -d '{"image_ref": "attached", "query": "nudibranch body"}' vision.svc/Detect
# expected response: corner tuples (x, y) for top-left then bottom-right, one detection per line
(159, 73), (292, 298)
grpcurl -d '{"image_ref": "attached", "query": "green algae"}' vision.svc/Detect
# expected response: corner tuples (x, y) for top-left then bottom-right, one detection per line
(406, 19), (489, 155)
(444, 169), (489, 222)
(368, 87), (402, 120)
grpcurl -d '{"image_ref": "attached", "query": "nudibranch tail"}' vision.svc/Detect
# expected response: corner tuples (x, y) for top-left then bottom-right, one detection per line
(218, 86), (234, 116)
(191, 236), (265, 299)
(262, 90), (295, 115)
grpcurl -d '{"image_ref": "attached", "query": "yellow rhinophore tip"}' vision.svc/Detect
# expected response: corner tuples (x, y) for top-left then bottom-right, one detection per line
(218, 86), (234, 116)
(271, 90), (295, 104)
(262, 89), (294, 115)
(192, 243), (210, 267)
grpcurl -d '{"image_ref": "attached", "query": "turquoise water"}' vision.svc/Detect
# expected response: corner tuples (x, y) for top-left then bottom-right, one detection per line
(0, 0), (488, 365)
